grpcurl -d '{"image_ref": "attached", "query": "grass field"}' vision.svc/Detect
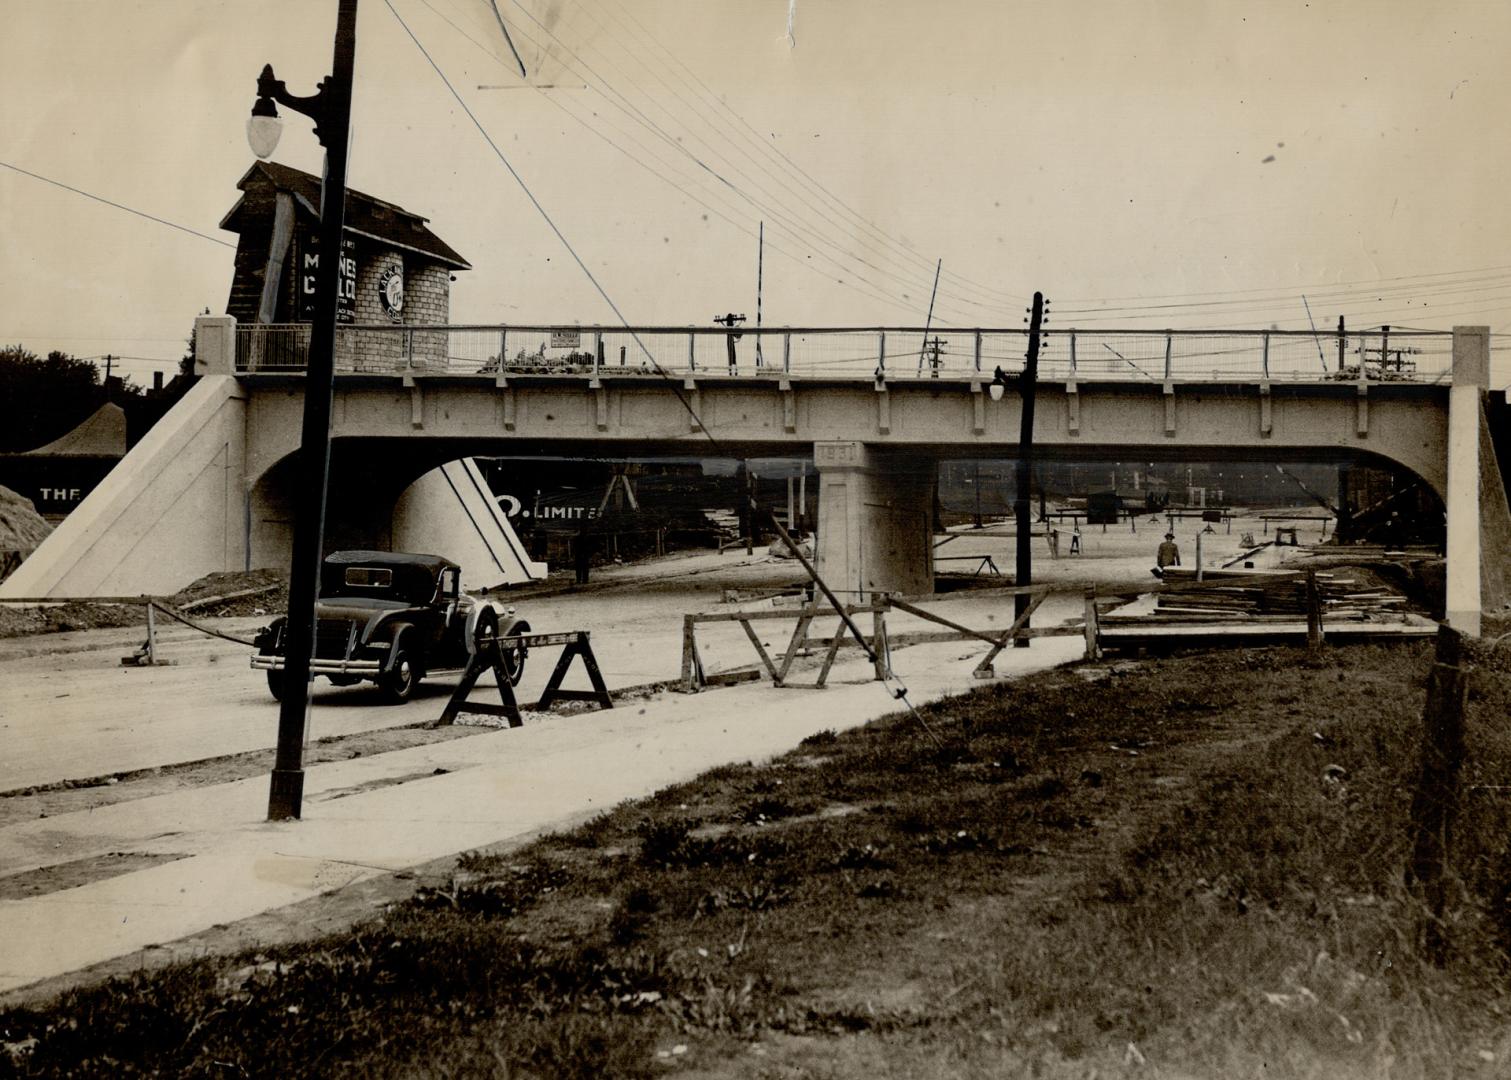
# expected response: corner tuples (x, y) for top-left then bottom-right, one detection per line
(3, 632), (1509, 1078)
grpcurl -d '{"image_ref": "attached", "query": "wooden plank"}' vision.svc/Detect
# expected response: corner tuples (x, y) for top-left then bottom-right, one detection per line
(739, 617), (782, 683)
(973, 590), (1048, 677)
(688, 605), (867, 625)
(774, 612), (815, 683)
(888, 596), (1008, 647)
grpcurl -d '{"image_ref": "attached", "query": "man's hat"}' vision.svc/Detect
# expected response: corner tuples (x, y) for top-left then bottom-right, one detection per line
(1164, 532), (1175, 539)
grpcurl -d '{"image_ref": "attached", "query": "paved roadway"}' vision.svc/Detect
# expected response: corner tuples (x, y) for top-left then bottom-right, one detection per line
(0, 551), (788, 793)
(0, 549), (1095, 996)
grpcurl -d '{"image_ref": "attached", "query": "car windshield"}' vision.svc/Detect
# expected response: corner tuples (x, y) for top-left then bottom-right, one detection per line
(319, 562), (438, 605)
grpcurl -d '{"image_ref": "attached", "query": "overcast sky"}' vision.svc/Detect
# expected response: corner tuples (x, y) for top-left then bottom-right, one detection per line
(3, 0), (1508, 385)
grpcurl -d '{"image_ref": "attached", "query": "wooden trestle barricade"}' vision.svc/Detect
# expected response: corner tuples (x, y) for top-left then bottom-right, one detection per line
(435, 630), (613, 728)
(679, 584), (1109, 692)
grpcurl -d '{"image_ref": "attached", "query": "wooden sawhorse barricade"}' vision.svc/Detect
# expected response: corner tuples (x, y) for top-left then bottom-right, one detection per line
(434, 630), (613, 728)
(679, 586), (1109, 692)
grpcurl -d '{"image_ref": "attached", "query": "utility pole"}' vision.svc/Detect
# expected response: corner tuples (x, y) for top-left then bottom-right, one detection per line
(256, 0), (360, 821)
(714, 312), (745, 373)
(754, 222), (765, 368)
(1337, 315), (1347, 373)
(1360, 324), (1420, 378)
(1014, 292), (1046, 647)
(921, 336), (947, 377)
(916, 258), (942, 374)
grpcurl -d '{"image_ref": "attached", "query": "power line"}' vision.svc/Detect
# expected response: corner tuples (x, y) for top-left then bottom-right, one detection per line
(466, 0), (1001, 323)
(419, 0), (988, 321)
(414, 0), (915, 316)
(1056, 270), (1511, 318)
(558, 0), (1022, 316)
(1059, 262), (1511, 305)
(0, 161), (235, 249)
(594, 0), (1028, 309)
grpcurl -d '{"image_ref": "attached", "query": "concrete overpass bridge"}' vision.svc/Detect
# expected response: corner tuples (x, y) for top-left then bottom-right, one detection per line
(6, 318), (1505, 635)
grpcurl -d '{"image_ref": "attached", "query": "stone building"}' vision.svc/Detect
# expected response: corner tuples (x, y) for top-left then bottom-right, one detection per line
(219, 161), (469, 369)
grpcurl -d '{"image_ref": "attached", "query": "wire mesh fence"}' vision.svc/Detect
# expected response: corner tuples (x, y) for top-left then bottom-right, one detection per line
(233, 323), (1460, 384)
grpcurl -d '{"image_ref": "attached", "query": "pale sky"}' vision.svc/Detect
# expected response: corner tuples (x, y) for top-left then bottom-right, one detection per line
(3, 0), (1509, 386)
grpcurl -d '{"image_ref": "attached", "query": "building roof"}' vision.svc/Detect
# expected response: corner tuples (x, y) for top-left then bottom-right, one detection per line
(220, 161), (471, 270)
(20, 403), (127, 458)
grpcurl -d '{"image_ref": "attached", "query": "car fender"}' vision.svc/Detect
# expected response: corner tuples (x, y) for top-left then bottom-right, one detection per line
(500, 617), (531, 639)
(386, 622), (424, 675)
(464, 602), (498, 655)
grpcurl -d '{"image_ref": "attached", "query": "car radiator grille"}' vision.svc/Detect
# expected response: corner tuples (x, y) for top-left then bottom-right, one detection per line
(314, 620), (354, 659)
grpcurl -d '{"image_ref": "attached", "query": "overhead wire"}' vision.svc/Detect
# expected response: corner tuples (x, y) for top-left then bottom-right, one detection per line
(556, 0), (1021, 316)
(1059, 261), (1511, 304)
(466, 0), (1002, 323)
(0, 160), (235, 249)
(419, 0), (989, 322)
(416, 0), (918, 315)
(388, 0), (944, 737)
(1055, 270), (1511, 318)
(593, 0), (1028, 310)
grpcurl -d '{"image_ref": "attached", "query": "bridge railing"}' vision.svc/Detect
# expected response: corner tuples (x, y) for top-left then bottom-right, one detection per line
(234, 323), (1457, 384)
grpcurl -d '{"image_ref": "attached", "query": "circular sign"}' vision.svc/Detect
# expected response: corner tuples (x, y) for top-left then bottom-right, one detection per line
(378, 266), (404, 322)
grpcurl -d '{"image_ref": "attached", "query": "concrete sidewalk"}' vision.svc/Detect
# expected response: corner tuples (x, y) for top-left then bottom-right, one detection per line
(0, 631), (1083, 997)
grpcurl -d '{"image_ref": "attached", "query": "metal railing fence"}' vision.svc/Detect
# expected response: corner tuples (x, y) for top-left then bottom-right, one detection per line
(233, 323), (1458, 384)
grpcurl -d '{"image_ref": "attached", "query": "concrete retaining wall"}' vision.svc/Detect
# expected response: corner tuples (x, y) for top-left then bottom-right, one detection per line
(393, 458), (548, 590)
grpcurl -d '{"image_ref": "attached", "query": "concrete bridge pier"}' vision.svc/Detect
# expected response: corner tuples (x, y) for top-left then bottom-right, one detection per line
(813, 441), (936, 599)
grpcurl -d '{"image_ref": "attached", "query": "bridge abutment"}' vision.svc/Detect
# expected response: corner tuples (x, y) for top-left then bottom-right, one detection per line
(1446, 326), (1493, 636)
(813, 441), (936, 598)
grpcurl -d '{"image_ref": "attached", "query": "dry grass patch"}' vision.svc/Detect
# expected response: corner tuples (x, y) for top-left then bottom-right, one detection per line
(4, 641), (1510, 1078)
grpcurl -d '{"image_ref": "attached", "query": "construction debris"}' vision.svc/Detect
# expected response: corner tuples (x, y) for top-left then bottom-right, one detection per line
(1144, 567), (1407, 623)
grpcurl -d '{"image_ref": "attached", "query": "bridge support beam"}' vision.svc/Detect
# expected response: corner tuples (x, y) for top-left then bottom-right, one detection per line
(1445, 326), (1490, 636)
(813, 441), (935, 599)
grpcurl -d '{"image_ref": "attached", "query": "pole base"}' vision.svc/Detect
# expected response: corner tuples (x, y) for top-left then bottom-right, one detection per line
(267, 769), (306, 821)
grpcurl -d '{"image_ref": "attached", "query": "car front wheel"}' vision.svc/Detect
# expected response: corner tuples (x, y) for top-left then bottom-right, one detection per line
(380, 649), (421, 704)
(266, 669), (285, 702)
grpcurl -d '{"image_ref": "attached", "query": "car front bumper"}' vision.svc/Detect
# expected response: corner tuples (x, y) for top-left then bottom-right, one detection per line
(251, 655), (384, 676)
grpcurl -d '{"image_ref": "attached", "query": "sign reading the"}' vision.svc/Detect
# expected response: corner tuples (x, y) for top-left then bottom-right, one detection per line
(550, 328), (581, 349)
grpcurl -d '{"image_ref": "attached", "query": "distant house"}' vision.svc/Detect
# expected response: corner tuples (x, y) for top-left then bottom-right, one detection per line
(220, 161), (470, 338)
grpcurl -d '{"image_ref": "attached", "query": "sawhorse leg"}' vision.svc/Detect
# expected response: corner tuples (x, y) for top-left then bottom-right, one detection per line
(537, 633), (614, 712)
(435, 643), (521, 728)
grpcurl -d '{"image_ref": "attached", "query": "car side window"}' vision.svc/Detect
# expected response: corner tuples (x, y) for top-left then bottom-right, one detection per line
(442, 567), (459, 600)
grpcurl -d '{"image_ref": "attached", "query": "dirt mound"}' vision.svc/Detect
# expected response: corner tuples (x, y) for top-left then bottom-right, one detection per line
(167, 568), (287, 618)
(0, 486), (52, 573)
(0, 568), (290, 640)
(0, 601), (144, 639)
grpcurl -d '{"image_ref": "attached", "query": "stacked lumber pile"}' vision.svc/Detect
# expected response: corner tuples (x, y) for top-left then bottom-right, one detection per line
(1142, 568), (1406, 623)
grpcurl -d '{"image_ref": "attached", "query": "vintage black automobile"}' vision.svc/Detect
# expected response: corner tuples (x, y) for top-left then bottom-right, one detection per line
(252, 550), (529, 704)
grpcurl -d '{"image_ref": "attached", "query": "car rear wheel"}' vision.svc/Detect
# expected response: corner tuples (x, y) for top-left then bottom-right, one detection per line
(380, 649), (421, 704)
(500, 621), (529, 687)
(266, 669), (285, 702)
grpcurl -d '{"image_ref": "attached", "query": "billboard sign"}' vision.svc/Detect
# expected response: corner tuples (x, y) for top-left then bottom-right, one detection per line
(297, 235), (358, 323)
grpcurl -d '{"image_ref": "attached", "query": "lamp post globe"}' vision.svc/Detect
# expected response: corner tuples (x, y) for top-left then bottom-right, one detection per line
(246, 108), (282, 159)
(246, 112), (282, 159)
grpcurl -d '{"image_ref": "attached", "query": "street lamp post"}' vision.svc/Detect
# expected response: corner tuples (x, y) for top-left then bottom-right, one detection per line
(251, 0), (359, 821)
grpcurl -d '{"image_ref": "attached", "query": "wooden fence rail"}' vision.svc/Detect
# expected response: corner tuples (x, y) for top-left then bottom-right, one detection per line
(679, 585), (1100, 692)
